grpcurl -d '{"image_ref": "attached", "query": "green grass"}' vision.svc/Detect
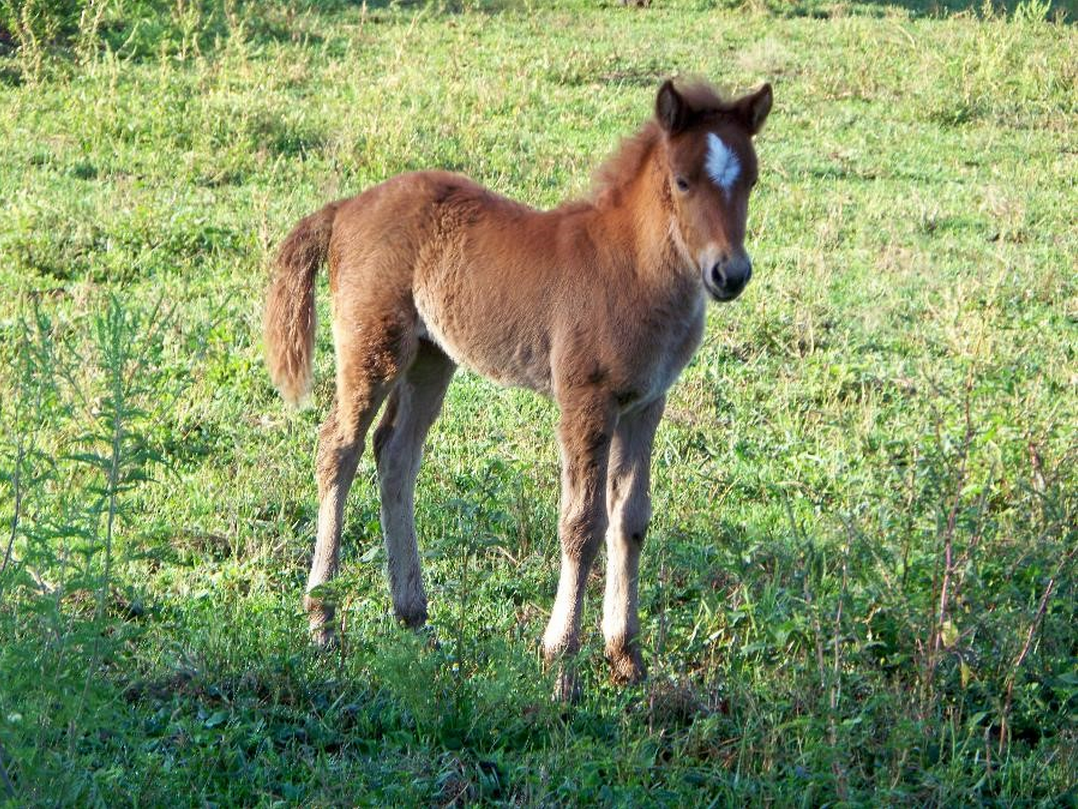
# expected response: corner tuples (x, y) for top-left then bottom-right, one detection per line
(1, 0), (1075, 804)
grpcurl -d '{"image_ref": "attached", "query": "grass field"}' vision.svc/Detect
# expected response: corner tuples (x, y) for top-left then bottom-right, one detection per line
(1, 0), (1076, 804)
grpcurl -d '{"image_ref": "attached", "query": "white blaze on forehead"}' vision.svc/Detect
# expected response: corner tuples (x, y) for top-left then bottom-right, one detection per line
(705, 133), (741, 196)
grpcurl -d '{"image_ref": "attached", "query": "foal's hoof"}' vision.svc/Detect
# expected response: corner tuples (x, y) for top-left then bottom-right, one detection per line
(606, 644), (647, 686)
(310, 623), (339, 651)
(394, 606), (429, 630)
(552, 668), (583, 704)
(414, 622), (441, 651)
(305, 596), (338, 650)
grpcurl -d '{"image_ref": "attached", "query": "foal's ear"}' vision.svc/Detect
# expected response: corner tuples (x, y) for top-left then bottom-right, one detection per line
(656, 80), (691, 135)
(738, 83), (773, 136)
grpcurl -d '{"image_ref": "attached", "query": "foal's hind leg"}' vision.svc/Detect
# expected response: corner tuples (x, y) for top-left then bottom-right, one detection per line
(372, 341), (455, 628)
(603, 397), (664, 685)
(305, 312), (417, 646)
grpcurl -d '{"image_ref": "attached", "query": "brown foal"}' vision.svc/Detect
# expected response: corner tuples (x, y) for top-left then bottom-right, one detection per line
(264, 78), (772, 697)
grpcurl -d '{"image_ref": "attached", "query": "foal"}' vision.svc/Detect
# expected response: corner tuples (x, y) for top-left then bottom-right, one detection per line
(265, 78), (772, 696)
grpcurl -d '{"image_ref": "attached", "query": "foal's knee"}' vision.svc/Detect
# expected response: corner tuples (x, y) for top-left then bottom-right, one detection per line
(613, 491), (651, 548)
(623, 512), (650, 548)
(560, 511), (605, 565)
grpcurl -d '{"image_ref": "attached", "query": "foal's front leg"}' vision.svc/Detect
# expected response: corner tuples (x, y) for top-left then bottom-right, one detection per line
(542, 393), (617, 700)
(603, 397), (664, 685)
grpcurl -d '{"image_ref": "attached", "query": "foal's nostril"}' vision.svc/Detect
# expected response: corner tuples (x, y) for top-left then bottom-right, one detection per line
(706, 253), (752, 301)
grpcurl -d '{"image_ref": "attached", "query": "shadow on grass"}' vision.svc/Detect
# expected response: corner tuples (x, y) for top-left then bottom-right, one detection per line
(839, 0), (1072, 20)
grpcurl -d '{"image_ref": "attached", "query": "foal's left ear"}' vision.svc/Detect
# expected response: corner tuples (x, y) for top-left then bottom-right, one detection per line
(738, 83), (773, 136)
(656, 80), (691, 135)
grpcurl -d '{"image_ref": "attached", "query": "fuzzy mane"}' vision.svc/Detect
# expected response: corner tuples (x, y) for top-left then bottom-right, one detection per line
(588, 121), (664, 209)
(587, 80), (738, 209)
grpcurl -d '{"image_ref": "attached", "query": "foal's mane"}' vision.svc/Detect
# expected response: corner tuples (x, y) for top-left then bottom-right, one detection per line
(587, 81), (737, 210)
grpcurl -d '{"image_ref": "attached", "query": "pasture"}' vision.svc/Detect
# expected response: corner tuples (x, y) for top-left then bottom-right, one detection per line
(0, 0), (1075, 804)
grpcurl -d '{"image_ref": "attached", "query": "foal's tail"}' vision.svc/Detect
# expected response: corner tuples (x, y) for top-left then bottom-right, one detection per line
(263, 202), (339, 407)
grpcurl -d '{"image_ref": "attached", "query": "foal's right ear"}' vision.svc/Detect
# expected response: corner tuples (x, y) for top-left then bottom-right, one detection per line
(739, 83), (773, 136)
(656, 80), (690, 135)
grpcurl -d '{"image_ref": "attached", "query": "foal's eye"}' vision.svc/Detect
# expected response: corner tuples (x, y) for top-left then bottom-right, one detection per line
(675, 176), (690, 193)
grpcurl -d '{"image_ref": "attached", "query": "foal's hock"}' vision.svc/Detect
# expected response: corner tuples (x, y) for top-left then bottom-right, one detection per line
(264, 78), (772, 699)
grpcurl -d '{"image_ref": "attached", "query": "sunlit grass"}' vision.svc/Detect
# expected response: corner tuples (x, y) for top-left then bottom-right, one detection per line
(0, 0), (1075, 804)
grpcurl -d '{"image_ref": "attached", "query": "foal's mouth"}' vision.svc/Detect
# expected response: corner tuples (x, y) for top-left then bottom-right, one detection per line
(707, 286), (746, 302)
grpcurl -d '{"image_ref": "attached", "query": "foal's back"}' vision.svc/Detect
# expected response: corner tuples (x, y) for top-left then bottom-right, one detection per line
(327, 170), (644, 397)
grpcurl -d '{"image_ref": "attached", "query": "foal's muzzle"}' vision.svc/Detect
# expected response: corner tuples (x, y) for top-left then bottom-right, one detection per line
(704, 253), (753, 302)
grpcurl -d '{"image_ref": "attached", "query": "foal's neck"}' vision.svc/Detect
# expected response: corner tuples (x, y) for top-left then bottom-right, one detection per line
(599, 156), (694, 293)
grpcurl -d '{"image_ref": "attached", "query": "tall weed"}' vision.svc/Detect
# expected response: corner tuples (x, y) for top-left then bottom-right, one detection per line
(0, 292), (208, 801)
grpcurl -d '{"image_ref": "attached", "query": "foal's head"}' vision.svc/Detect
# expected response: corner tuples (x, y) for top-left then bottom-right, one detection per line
(655, 80), (772, 301)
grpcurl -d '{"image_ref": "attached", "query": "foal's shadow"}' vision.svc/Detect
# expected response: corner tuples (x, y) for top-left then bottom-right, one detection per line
(844, 0), (1071, 19)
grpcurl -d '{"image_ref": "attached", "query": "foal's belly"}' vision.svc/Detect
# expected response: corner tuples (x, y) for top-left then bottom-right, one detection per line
(415, 306), (555, 395)
(414, 289), (706, 407)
